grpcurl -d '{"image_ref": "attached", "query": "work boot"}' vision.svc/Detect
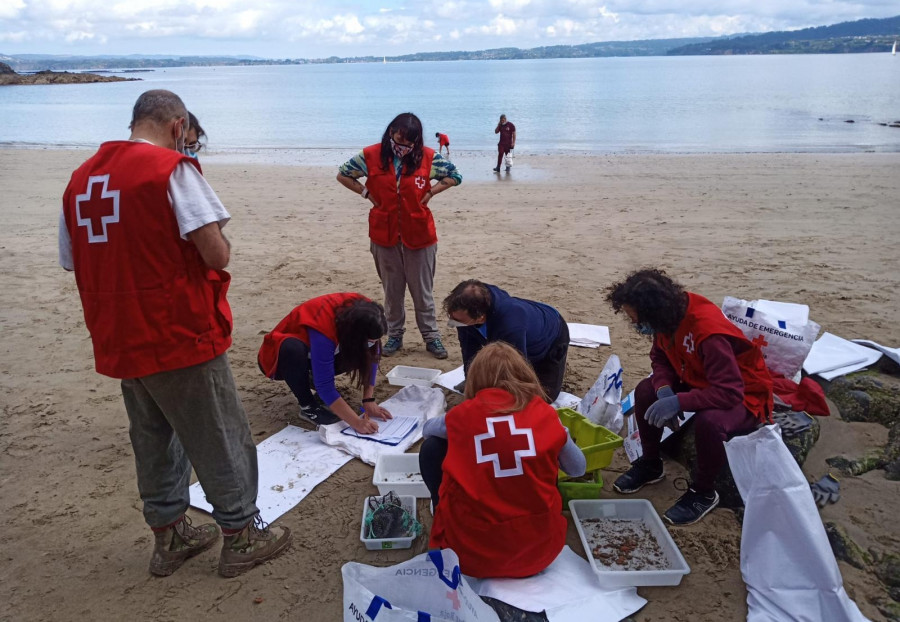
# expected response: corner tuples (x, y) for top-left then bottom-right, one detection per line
(613, 457), (664, 494)
(425, 338), (448, 360)
(149, 515), (219, 577)
(218, 515), (293, 578)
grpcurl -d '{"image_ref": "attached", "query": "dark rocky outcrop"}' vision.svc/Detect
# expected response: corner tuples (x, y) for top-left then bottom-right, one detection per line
(0, 63), (139, 86)
(826, 371), (900, 428)
(662, 411), (820, 509)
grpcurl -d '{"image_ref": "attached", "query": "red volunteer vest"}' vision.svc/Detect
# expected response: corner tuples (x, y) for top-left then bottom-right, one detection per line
(656, 293), (774, 422)
(257, 292), (365, 378)
(363, 144), (437, 250)
(62, 140), (233, 379)
(430, 389), (568, 578)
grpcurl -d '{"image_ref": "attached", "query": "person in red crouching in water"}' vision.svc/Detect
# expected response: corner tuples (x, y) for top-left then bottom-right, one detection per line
(606, 269), (773, 525)
(419, 342), (586, 578)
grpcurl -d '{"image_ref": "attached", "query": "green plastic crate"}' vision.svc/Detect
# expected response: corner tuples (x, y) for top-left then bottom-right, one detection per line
(556, 407), (623, 476)
(558, 471), (604, 506)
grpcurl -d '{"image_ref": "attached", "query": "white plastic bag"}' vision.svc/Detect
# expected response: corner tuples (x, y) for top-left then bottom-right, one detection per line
(342, 549), (500, 622)
(721, 296), (820, 378)
(580, 354), (624, 433)
(504, 150), (514, 169)
(724, 426), (868, 622)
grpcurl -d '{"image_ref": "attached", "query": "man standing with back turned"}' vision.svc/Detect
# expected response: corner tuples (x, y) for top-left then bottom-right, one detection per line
(59, 89), (292, 578)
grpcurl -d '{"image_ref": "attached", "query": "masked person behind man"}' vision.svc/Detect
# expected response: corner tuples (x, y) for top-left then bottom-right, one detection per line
(606, 268), (773, 525)
(443, 280), (569, 402)
(59, 89), (291, 578)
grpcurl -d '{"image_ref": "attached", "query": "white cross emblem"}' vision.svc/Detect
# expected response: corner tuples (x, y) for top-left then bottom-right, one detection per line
(683, 332), (696, 355)
(474, 415), (536, 478)
(75, 174), (120, 243)
(415, 176), (427, 189)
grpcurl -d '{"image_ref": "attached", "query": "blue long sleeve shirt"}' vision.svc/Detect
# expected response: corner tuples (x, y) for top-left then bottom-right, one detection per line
(457, 284), (562, 374)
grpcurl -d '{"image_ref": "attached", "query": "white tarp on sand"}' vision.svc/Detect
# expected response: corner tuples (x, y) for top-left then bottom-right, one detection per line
(189, 425), (352, 524)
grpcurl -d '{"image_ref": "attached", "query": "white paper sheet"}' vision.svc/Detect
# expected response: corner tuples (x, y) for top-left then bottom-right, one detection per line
(623, 411), (696, 463)
(189, 425), (352, 524)
(852, 339), (900, 366)
(320, 385), (446, 465)
(435, 365), (465, 393)
(803, 332), (882, 376)
(567, 323), (611, 348)
(466, 546), (645, 622)
(340, 415), (419, 445)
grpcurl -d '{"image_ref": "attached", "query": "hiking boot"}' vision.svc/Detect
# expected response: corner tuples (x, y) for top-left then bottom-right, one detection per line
(382, 336), (403, 357)
(298, 403), (341, 427)
(149, 515), (219, 577)
(218, 515), (293, 578)
(425, 338), (448, 359)
(664, 487), (719, 526)
(613, 457), (664, 494)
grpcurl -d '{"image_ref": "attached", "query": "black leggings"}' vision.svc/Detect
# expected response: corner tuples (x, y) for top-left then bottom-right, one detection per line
(269, 338), (349, 408)
(533, 317), (569, 402)
(419, 436), (448, 508)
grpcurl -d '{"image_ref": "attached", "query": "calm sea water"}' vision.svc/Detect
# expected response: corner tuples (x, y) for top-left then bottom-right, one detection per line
(1, 55), (899, 159)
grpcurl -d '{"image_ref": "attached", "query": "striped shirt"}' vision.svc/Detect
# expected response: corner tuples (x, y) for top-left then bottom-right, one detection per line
(338, 150), (462, 186)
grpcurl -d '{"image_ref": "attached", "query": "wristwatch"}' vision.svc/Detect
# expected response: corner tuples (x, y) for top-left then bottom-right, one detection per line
(361, 187), (370, 199)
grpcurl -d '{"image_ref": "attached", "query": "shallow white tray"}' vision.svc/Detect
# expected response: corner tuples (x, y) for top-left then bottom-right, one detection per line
(373, 453), (430, 498)
(569, 498), (690, 587)
(360, 494), (418, 550)
(385, 365), (442, 387)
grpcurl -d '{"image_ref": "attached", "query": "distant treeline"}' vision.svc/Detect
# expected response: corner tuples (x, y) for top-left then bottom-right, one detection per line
(668, 15), (900, 55)
(3, 15), (898, 72)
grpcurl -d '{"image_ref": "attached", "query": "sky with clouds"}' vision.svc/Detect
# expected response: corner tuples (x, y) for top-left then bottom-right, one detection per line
(1, 0), (897, 58)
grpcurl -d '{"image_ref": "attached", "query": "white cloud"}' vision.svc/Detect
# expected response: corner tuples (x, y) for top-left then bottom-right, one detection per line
(1, 0), (896, 56)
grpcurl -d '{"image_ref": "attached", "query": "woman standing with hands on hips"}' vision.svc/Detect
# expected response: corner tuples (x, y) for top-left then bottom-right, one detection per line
(258, 293), (392, 434)
(337, 113), (462, 360)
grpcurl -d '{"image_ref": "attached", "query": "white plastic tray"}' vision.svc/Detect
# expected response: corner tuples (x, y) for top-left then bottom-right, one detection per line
(373, 453), (430, 498)
(360, 494), (418, 550)
(385, 365), (442, 387)
(569, 499), (690, 587)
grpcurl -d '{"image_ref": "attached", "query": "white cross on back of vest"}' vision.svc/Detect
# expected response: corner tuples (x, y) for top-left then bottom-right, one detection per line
(474, 415), (536, 478)
(75, 174), (120, 243)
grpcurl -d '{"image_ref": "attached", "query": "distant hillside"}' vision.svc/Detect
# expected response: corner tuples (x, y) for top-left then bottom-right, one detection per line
(668, 15), (900, 55)
(0, 54), (293, 72)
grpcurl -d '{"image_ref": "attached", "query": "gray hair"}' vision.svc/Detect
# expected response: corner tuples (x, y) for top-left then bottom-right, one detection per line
(129, 90), (187, 130)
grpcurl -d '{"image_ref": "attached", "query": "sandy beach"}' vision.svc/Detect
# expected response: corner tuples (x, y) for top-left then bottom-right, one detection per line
(1, 147), (898, 621)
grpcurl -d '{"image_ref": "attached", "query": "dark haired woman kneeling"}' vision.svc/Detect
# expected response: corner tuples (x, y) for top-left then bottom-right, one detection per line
(419, 342), (585, 578)
(258, 293), (391, 435)
(606, 269), (773, 525)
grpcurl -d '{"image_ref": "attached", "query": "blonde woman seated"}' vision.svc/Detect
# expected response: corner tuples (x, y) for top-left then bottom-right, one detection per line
(419, 342), (586, 578)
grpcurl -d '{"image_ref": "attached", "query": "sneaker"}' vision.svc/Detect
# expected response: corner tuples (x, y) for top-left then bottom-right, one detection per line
(218, 515), (293, 578)
(664, 488), (719, 526)
(298, 403), (341, 427)
(612, 457), (665, 494)
(425, 338), (448, 359)
(382, 336), (403, 357)
(149, 515), (219, 577)
(492, 167), (501, 172)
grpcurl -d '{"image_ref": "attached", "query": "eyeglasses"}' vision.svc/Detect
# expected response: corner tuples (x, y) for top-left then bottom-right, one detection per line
(185, 141), (203, 152)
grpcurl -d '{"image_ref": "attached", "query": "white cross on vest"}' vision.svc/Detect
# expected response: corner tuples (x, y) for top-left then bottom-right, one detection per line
(474, 415), (536, 478)
(75, 174), (120, 243)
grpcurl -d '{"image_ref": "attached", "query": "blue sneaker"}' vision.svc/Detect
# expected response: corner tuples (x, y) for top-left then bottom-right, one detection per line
(382, 336), (403, 356)
(426, 338), (448, 359)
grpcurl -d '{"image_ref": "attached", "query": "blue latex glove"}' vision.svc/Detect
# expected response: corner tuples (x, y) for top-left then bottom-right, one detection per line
(645, 395), (682, 428)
